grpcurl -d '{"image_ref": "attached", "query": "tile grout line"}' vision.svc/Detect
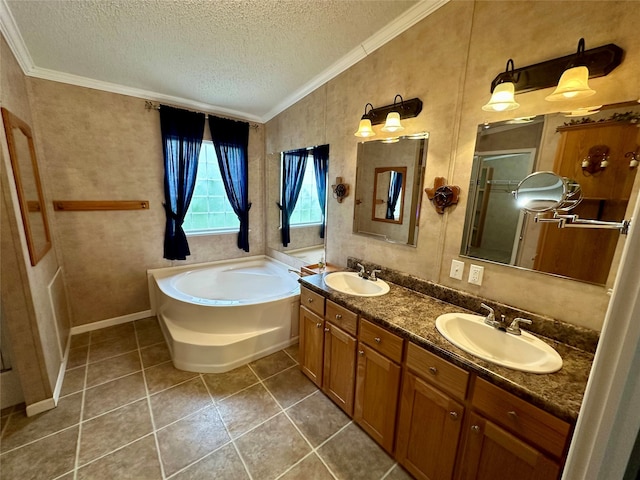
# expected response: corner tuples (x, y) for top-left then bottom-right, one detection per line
(200, 372), (255, 480)
(245, 362), (341, 480)
(72, 333), (91, 480)
(134, 324), (168, 480)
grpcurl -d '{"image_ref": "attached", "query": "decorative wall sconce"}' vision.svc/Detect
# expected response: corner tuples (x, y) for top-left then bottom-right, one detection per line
(354, 95), (423, 137)
(482, 59), (520, 112)
(581, 144), (610, 175)
(425, 177), (461, 214)
(626, 148), (640, 169)
(331, 177), (349, 203)
(483, 38), (623, 112)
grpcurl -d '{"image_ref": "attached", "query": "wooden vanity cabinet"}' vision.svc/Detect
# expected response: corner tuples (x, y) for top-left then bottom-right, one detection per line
(299, 300), (325, 387)
(396, 343), (469, 480)
(354, 319), (404, 454)
(456, 378), (571, 480)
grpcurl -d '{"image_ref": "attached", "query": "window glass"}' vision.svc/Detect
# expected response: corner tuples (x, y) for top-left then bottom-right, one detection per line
(287, 153), (323, 226)
(183, 141), (239, 233)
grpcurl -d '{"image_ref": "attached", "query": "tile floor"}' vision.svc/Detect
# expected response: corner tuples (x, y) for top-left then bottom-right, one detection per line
(0, 317), (412, 480)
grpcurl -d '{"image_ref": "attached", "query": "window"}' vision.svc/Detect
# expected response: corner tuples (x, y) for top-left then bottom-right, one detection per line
(183, 141), (239, 233)
(285, 152), (324, 226)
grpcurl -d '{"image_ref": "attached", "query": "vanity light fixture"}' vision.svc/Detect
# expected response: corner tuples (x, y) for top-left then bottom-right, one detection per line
(482, 59), (520, 112)
(484, 39), (623, 111)
(354, 96), (423, 137)
(354, 103), (376, 137)
(546, 39), (596, 102)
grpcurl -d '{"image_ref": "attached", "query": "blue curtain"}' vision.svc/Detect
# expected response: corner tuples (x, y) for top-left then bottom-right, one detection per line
(160, 105), (205, 260)
(209, 116), (251, 252)
(279, 148), (308, 247)
(386, 171), (403, 219)
(312, 145), (329, 238)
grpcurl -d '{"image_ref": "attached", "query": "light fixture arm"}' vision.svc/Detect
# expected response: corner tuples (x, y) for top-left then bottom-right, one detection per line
(362, 97), (423, 126)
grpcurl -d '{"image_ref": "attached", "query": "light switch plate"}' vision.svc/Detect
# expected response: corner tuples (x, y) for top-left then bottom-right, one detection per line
(469, 265), (484, 285)
(450, 259), (464, 280)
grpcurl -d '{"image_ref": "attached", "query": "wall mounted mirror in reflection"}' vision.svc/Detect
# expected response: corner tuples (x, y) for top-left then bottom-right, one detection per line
(265, 145), (329, 267)
(372, 167), (407, 223)
(1, 107), (52, 266)
(461, 101), (640, 284)
(353, 133), (428, 246)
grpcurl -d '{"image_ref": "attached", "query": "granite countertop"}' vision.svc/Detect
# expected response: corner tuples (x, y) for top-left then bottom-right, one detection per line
(300, 273), (594, 424)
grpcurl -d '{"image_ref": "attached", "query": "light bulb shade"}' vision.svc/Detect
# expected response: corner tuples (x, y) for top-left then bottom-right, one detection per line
(354, 118), (375, 137)
(545, 66), (596, 101)
(482, 82), (520, 112)
(381, 112), (404, 132)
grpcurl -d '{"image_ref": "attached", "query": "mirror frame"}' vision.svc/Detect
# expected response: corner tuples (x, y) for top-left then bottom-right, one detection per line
(372, 166), (407, 224)
(2, 107), (52, 266)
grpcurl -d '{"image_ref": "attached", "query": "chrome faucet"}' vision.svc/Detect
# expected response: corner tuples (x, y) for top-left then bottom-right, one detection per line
(480, 303), (497, 327)
(287, 268), (302, 277)
(506, 317), (532, 335)
(356, 263), (368, 279)
(370, 269), (382, 281)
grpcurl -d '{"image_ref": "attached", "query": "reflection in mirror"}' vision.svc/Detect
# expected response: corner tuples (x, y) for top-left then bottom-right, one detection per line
(1, 108), (52, 266)
(514, 171), (582, 213)
(265, 145), (328, 268)
(461, 101), (640, 284)
(372, 167), (406, 223)
(353, 133), (428, 246)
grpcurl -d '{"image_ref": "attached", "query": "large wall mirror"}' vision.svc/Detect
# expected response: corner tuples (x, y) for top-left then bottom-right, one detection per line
(2, 108), (52, 266)
(353, 133), (428, 246)
(461, 101), (640, 284)
(265, 145), (328, 267)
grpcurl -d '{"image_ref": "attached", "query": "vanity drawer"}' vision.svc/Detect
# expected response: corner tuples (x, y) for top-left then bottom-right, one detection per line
(359, 318), (403, 363)
(300, 286), (325, 317)
(406, 343), (469, 400)
(472, 377), (571, 459)
(326, 300), (358, 336)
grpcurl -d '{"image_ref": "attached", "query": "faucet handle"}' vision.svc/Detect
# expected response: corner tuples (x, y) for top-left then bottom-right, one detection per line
(480, 303), (494, 319)
(506, 317), (532, 335)
(370, 269), (382, 281)
(356, 263), (366, 277)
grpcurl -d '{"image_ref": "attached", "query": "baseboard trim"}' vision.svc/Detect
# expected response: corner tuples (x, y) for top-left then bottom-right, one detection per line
(70, 310), (153, 335)
(26, 397), (56, 417)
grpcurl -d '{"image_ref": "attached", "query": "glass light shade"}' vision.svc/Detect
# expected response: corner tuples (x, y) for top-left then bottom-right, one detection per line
(545, 66), (596, 101)
(482, 82), (520, 112)
(381, 112), (404, 132)
(354, 118), (375, 137)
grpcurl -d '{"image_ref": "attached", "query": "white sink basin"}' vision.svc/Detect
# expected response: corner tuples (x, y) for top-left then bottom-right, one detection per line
(323, 272), (390, 297)
(435, 313), (562, 374)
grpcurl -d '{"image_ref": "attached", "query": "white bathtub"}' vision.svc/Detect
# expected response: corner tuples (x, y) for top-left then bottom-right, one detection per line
(148, 256), (300, 373)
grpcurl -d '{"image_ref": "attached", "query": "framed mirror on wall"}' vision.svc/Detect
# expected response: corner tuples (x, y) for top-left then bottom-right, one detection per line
(353, 133), (428, 246)
(461, 101), (640, 284)
(1, 107), (52, 266)
(265, 145), (329, 267)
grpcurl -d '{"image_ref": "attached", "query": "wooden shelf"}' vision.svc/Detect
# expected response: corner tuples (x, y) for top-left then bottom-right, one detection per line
(53, 200), (149, 211)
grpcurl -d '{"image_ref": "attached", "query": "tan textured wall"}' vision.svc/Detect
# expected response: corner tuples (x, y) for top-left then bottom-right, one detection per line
(266, 0), (640, 330)
(27, 80), (266, 326)
(1, 36), (60, 402)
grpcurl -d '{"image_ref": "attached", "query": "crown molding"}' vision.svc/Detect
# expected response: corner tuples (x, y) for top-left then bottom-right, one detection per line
(1, 0), (448, 124)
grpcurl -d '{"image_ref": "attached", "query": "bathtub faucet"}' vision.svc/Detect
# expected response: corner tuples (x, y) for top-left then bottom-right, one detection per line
(288, 269), (303, 277)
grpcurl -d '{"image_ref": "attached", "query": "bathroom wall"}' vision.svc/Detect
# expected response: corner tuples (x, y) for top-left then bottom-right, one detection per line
(26, 78), (266, 326)
(0, 37), (65, 404)
(266, 0), (640, 330)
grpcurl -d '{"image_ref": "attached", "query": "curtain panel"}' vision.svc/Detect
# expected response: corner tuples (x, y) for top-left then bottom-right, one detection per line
(160, 105), (205, 260)
(312, 145), (329, 238)
(208, 116), (251, 252)
(279, 149), (308, 247)
(386, 171), (403, 219)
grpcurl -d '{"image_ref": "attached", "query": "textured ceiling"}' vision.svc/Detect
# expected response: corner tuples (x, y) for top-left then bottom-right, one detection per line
(2, 0), (445, 122)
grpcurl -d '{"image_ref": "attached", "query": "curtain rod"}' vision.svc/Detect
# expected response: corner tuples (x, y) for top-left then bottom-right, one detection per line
(144, 101), (259, 129)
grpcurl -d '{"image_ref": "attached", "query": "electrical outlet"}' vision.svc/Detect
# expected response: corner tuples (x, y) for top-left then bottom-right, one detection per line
(450, 259), (464, 280)
(468, 264), (484, 286)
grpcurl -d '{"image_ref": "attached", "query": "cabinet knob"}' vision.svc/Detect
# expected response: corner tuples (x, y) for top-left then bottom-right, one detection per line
(429, 366), (438, 375)
(307, 298), (313, 303)
(449, 411), (458, 420)
(359, 350), (365, 356)
(335, 314), (342, 320)
(471, 425), (480, 434)
(324, 327), (330, 332)
(374, 337), (381, 343)
(316, 322), (322, 328)
(507, 411), (518, 419)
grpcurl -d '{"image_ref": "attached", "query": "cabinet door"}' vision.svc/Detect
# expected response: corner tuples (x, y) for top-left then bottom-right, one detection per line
(457, 412), (561, 480)
(323, 322), (357, 416)
(299, 306), (325, 387)
(396, 372), (464, 480)
(354, 342), (401, 454)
